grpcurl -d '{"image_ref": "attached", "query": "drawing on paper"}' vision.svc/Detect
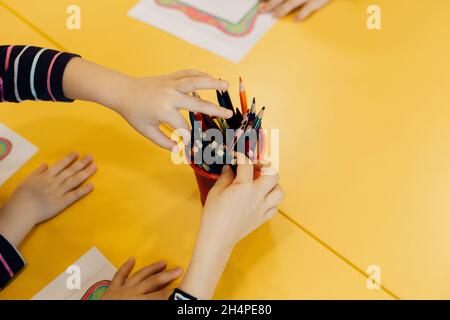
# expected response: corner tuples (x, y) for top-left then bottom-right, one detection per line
(0, 138), (12, 161)
(81, 280), (111, 300)
(32, 247), (117, 300)
(156, 0), (259, 37)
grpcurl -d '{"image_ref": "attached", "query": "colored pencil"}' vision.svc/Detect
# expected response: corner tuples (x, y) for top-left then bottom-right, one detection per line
(189, 80), (267, 173)
(252, 106), (265, 130)
(239, 76), (248, 115)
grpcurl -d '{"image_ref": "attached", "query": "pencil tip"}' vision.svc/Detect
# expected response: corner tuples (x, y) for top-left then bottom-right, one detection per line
(239, 76), (242, 82)
(262, 106), (265, 110)
(252, 97), (256, 103)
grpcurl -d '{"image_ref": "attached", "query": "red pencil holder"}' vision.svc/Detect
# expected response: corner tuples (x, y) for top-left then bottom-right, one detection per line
(189, 131), (266, 205)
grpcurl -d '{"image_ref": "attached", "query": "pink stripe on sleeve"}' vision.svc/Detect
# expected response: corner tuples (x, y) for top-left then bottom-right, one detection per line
(4, 45), (13, 71)
(0, 78), (4, 102)
(46, 51), (63, 101)
(0, 253), (14, 278)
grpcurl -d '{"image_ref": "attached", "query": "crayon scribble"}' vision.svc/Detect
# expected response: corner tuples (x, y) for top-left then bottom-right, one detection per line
(156, 0), (260, 37)
(80, 280), (111, 300)
(0, 138), (12, 161)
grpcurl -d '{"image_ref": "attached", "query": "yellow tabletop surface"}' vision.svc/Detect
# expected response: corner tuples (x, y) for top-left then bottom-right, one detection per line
(1, 0), (449, 299)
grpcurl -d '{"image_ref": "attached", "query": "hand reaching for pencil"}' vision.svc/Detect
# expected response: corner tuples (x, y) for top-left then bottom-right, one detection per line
(114, 71), (232, 150)
(63, 59), (232, 150)
(260, 0), (331, 22)
(178, 156), (284, 299)
(201, 155), (283, 248)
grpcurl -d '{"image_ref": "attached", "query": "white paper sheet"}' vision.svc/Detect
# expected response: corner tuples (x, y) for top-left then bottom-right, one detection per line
(32, 247), (117, 300)
(181, 0), (258, 24)
(0, 123), (38, 186)
(128, 0), (276, 63)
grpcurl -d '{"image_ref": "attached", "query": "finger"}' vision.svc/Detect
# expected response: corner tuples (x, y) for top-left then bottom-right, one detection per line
(177, 95), (233, 119)
(127, 260), (167, 287)
(256, 172), (279, 195)
(56, 154), (93, 183)
(264, 184), (284, 209)
(139, 126), (177, 151)
(260, 0), (285, 13)
(262, 206), (278, 222)
(170, 69), (210, 79)
(274, 0), (308, 18)
(255, 159), (271, 170)
(213, 165), (234, 190)
(164, 113), (190, 145)
(175, 77), (229, 94)
(48, 152), (78, 176)
(235, 153), (254, 184)
(62, 182), (94, 206)
(295, 0), (329, 21)
(60, 163), (97, 193)
(110, 257), (135, 288)
(138, 267), (183, 294)
(31, 163), (48, 176)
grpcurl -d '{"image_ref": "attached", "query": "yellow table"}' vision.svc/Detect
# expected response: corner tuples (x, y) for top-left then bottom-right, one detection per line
(2, 0), (448, 299)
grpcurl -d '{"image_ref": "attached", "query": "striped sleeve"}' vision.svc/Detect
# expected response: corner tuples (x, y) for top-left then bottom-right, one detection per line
(0, 45), (80, 103)
(0, 234), (25, 290)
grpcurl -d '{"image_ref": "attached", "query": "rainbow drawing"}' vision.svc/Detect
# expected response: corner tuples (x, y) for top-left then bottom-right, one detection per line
(0, 138), (12, 161)
(156, 0), (260, 37)
(81, 280), (111, 300)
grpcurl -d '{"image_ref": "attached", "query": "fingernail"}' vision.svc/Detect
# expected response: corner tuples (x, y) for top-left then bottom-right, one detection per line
(296, 12), (307, 21)
(173, 267), (183, 275)
(222, 165), (230, 173)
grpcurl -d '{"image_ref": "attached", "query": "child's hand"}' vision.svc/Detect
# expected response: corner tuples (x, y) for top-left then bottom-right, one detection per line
(201, 156), (283, 249)
(63, 59), (232, 151)
(114, 71), (232, 150)
(179, 156), (283, 299)
(101, 258), (182, 300)
(0, 152), (96, 246)
(260, 0), (331, 21)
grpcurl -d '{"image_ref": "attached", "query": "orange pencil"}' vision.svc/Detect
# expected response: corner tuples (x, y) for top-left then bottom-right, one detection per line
(239, 76), (248, 115)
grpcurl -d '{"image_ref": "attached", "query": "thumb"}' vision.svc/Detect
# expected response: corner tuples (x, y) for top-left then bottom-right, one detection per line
(213, 165), (234, 190)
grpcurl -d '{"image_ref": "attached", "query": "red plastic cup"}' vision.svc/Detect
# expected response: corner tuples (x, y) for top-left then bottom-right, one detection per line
(189, 131), (266, 205)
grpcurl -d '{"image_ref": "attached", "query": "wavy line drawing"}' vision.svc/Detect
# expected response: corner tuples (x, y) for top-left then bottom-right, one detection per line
(0, 138), (12, 161)
(81, 280), (111, 300)
(156, 0), (260, 37)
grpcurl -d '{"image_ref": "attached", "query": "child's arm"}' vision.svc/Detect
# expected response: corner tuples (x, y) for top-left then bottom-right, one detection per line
(260, 0), (331, 22)
(174, 156), (284, 300)
(0, 153), (96, 290)
(0, 45), (231, 150)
